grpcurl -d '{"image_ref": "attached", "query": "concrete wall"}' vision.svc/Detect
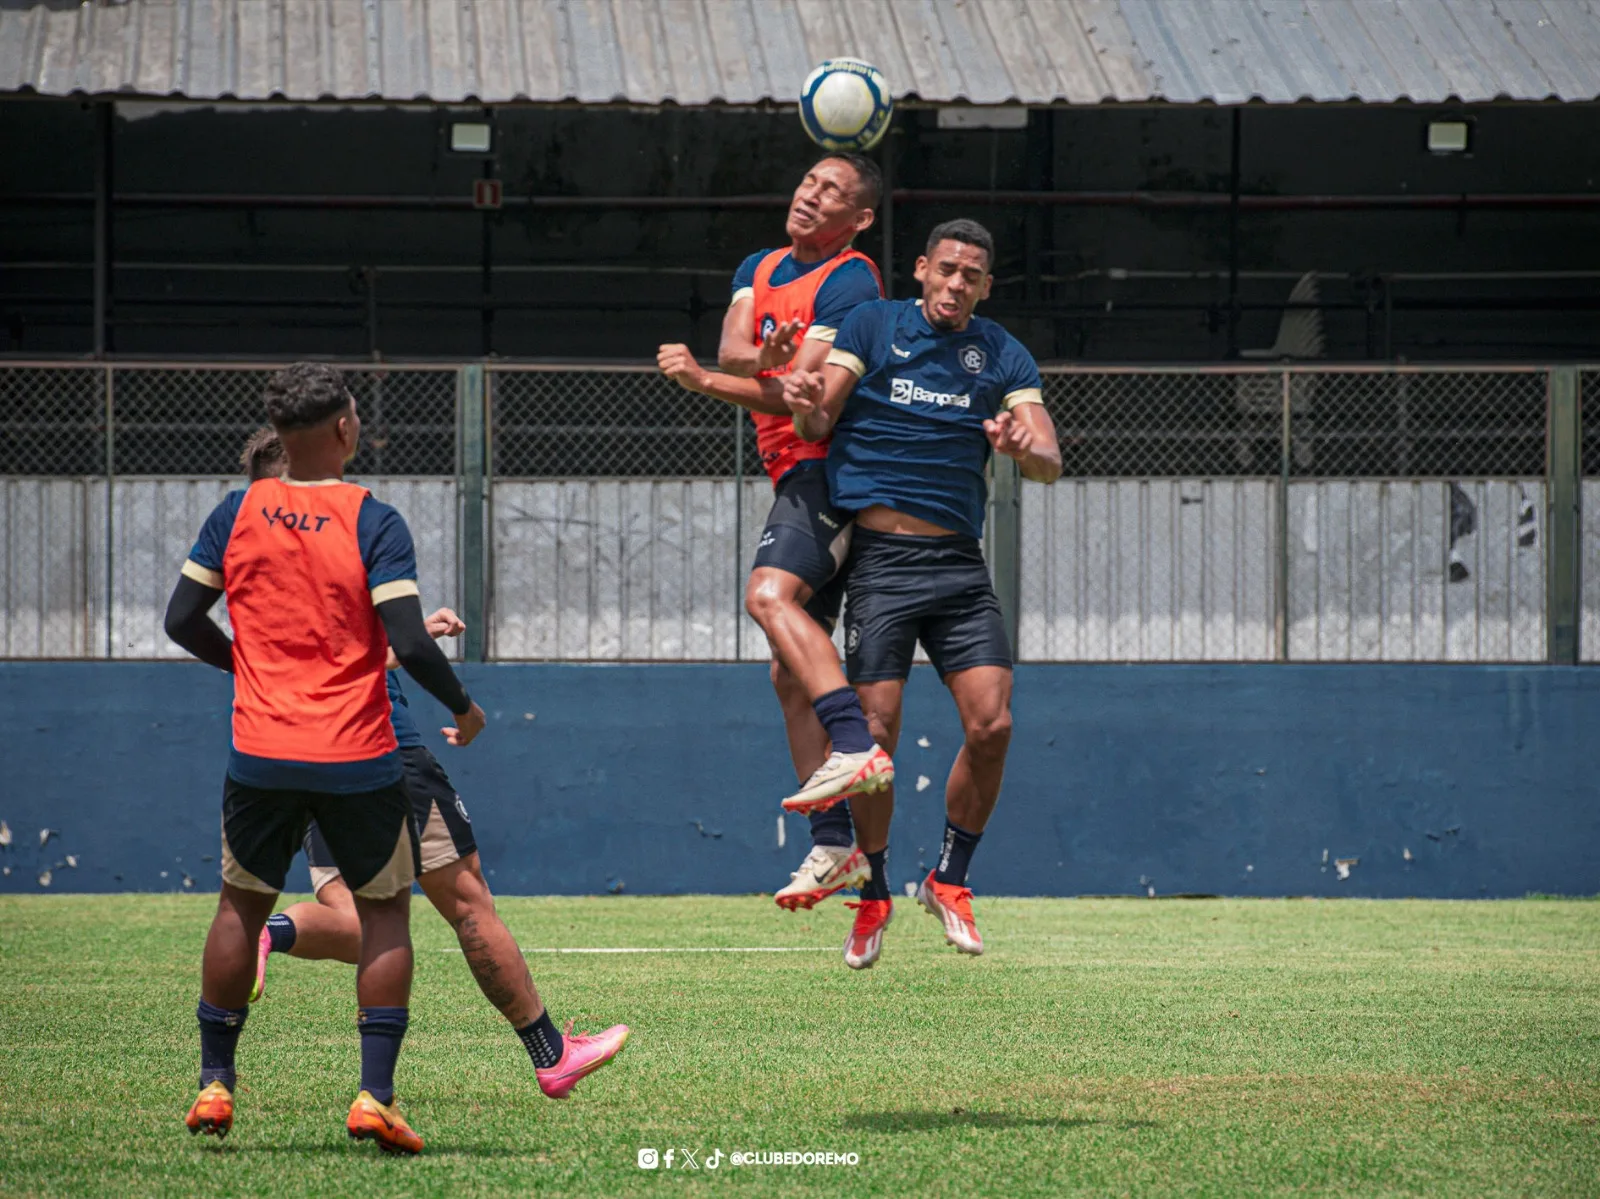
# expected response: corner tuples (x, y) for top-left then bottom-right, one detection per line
(1, 662), (1594, 899)
(1, 474), (1557, 663)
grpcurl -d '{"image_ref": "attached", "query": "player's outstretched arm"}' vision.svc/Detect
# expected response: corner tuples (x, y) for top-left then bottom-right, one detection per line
(164, 576), (235, 672)
(657, 343), (789, 415)
(785, 362), (857, 442)
(984, 405), (1063, 484)
(376, 595), (485, 746)
(660, 337), (830, 416)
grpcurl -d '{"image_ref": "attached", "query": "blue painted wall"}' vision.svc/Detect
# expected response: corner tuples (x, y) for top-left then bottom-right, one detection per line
(0, 662), (1595, 898)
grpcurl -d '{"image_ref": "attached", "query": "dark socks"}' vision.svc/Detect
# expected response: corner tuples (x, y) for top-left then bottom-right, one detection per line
(812, 687), (874, 754)
(935, 819), (983, 887)
(861, 847), (891, 900)
(264, 912), (297, 954)
(197, 999), (248, 1091)
(357, 1006), (408, 1105)
(808, 803), (854, 849)
(516, 1010), (566, 1070)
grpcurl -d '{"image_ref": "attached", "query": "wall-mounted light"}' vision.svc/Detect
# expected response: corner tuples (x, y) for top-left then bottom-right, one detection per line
(1426, 120), (1470, 154)
(937, 106), (1029, 131)
(451, 122), (492, 153)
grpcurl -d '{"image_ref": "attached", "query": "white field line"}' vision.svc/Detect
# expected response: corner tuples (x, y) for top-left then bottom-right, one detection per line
(440, 946), (834, 955)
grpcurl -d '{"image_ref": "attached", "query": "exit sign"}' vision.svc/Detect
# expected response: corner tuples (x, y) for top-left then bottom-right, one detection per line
(473, 179), (503, 210)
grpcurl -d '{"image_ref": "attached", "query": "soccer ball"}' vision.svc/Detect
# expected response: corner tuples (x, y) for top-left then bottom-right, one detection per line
(798, 58), (893, 152)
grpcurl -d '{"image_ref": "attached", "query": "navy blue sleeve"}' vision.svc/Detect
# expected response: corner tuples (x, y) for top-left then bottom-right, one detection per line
(997, 333), (1043, 408)
(183, 490), (245, 585)
(356, 496), (420, 598)
(829, 300), (889, 377)
(810, 259), (884, 335)
(730, 251), (768, 300)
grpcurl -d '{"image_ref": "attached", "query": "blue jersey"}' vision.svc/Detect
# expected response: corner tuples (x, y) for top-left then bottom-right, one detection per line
(825, 300), (1044, 540)
(386, 671), (424, 749)
(731, 249), (881, 345)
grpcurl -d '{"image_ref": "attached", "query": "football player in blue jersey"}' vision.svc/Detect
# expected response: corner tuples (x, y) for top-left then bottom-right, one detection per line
(782, 219), (1062, 969)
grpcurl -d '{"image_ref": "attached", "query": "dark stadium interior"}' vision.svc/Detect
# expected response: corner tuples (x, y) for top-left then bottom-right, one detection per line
(4, 99), (1600, 363)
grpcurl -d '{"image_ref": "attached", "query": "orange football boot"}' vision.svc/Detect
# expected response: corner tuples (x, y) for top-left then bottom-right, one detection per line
(346, 1090), (424, 1155)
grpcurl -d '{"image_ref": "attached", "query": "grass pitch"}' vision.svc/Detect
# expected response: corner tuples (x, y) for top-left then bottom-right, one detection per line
(1, 894), (1596, 1197)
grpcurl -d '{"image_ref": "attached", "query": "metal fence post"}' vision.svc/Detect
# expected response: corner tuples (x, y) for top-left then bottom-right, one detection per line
(1276, 369), (1291, 662)
(1546, 367), (1580, 664)
(102, 364), (114, 658)
(988, 455), (1022, 654)
(458, 363), (488, 662)
(733, 407), (745, 660)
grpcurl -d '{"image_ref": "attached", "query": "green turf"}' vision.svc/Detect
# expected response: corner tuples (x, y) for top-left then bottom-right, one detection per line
(1, 895), (1596, 1197)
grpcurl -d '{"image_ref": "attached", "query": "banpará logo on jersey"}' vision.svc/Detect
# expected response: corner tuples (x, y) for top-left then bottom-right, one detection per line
(959, 345), (987, 374)
(890, 377), (971, 409)
(760, 314), (778, 340)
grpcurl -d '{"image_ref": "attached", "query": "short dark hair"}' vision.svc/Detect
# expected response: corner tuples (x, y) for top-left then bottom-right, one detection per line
(924, 218), (995, 268)
(816, 152), (883, 210)
(241, 426), (285, 481)
(262, 362), (353, 431)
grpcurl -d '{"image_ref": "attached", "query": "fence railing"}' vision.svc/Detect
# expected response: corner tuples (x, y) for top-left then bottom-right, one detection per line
(0, 360), (1591, 664)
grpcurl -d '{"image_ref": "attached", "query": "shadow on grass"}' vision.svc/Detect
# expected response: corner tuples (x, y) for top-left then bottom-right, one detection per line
(844, 1110), (1159, 1134)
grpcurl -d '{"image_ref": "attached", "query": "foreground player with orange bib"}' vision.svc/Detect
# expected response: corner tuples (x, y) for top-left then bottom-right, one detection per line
(164, 364), (493, 1153)
(234, 428), (628, 1113)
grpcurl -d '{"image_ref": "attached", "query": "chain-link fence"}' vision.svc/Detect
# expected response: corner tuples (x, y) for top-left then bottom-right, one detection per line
(0, 359), (1588, 663)
(1020, 366), (1552, 662)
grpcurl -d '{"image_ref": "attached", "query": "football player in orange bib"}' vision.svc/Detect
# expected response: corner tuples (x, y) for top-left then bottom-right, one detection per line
(657, 153), (894, 911)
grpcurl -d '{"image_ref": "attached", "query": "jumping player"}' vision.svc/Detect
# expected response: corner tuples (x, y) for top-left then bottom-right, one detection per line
(237, 428), (629, 1107)
(783, 220), (1063, 969)
(656, 152), (892, 910)
(164, 363), (486, 1151)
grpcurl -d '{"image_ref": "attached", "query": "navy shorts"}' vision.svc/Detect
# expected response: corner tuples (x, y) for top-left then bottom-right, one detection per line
(304, 746), (475, 892)
(842, 528), (1013, 683)
(752, 462), (853, 632)
(222, 775), (417, 901)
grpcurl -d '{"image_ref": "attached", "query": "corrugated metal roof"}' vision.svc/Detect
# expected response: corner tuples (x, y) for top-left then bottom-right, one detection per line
(1, 0), (1598, 106)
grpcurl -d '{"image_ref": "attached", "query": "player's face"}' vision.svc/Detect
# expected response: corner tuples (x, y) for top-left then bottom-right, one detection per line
(786, 160), (872, 246)
(914, 240), (993, 331)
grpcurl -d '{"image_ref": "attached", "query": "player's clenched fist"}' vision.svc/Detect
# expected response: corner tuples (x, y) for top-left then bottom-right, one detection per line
(657, 343), (708, 393)
(444, 700), (487, 747)
(783, 369), (824, 416)
(983, 411), (1034, 460)
(425, 607), (465, 639)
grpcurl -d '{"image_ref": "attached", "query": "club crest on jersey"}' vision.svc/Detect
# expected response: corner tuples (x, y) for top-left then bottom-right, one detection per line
(959, 345), (987, 375)
(760, 314), (778, 340)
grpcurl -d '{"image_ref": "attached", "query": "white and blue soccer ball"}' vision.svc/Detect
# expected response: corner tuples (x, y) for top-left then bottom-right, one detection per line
(798, 58), (893, 152)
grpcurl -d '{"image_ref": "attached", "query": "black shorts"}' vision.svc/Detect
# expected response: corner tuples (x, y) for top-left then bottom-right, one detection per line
(752, 463), (853, 631)
(221, 774), (418, 901)
(842, 528), (1013, 683)
(304, 746), (476, 893)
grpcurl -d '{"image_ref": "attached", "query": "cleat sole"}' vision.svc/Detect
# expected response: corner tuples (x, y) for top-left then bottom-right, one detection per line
(775, 870), (870, 912)
(349, 1127), (419, 1156)
(781, 760), (895, 814)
